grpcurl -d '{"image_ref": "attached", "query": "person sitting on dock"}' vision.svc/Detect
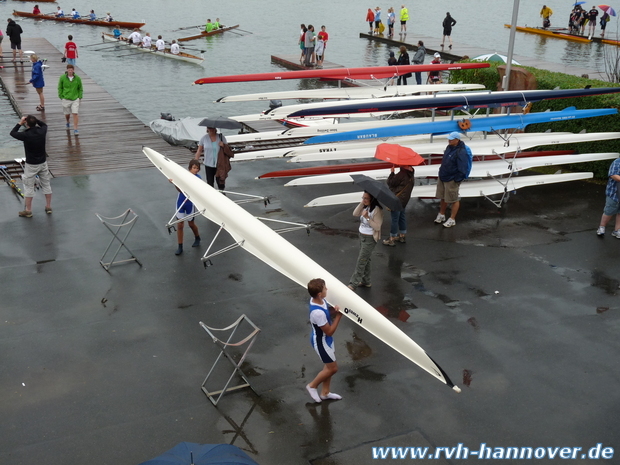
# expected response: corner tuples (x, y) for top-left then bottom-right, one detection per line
(155, 35), (165, 51)
(71, 9), (80, 20)
(205, 19), (215, 33)
(32, 5), (41, 15)
(587, 6), (598, 38)
(88, 10), (96, 21)
(128, 29), (142, 45)
(170, 40), (180, 55)
(55, 7), (64, 18)
(540, 5), (553, 28)
(105, 13), (114, 22)
(113, 26), (122, 39)
(142, 32), (152, 49)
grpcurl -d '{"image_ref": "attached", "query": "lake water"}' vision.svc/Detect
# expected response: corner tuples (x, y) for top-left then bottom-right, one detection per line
(1, 0), (617, 148)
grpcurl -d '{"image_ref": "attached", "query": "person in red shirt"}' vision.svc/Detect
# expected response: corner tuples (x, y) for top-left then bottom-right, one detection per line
(317, 25), (328, 65)
(63, 35), (78, 66)
(32, 5), (41, 15)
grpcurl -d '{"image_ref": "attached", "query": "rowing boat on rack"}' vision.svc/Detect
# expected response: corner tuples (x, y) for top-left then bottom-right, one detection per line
(101, 33), (204, 65)
(13, 10), (145, 29)
(177, 24), (239, 42)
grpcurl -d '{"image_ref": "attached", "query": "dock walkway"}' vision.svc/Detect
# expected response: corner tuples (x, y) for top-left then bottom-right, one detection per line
(0, 38), (191, 178)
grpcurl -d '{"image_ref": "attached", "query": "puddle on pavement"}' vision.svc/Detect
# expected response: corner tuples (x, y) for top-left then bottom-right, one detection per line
(344, 365), (386, 389)
(467, 317), (480, 331)
(377, 304), (412, 322)
(591, 270), (619, 296)
(240, 361), (262, 377)
(228, 273), (242, 281)
(462, 369), (473, 387)
(312, 223), (358, 239)
(596, 306), (609, 314)
(345, 332), (373, 360)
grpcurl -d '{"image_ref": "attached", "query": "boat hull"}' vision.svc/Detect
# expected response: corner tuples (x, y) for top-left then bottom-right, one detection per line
(13, 10), (145, 29)
(177, 25), (240, 42)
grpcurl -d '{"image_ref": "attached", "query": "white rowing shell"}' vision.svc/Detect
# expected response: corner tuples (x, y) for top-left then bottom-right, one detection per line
(286, 153), (619, 186)
(143, 147), (461, 392)
(305, 172), (593, 207)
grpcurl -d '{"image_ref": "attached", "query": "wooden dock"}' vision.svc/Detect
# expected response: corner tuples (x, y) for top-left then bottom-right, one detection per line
(0, 38), (191, 178)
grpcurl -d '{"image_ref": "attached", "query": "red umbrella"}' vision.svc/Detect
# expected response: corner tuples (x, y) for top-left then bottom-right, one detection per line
(598, 4), (616, 16)
(374, 143), (425, 166)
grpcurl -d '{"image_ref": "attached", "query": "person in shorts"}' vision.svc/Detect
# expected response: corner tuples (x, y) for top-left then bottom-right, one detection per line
(596, 158), (620, 238)
(434, 132), (472, 228)
(6, 18), (23, 63)
(10, 115), (52, 217)
(306, 278), (343, 403)
(171, 159), (201, 255)
(57, 64), (83, 135)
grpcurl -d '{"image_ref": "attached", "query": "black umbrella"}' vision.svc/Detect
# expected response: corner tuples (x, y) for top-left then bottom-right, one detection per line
(198, 116), (243, 130)
(351, 174), (403, 211)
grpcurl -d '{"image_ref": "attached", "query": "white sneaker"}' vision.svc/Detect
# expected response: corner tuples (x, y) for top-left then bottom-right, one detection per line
(597, 226), (605, 236)
(434, 213), (446, 224)
(612, 230), (620, 239)
(443, 218), (456, 228)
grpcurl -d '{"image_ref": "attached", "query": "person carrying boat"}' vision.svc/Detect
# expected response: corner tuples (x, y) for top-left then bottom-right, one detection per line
(587, 6), (598, 38)
(434, 132), (472, 228)
(348, 191), (383, 289)
(441, 12), (457, 49)
(383, 165), (414, 246)
(155, 35), (165, 51)
(396, 45), (411, 85)
(141, 32), (152, 49)
(171, 159), (202, 255)
(55, 7), (64, 18)
(540, 5), (553, 28)
(128, 29), (142, 45)
(205, 19), (215, 33)
(411, 40), (426, 85)
(170, 40), (180, 55)
(305, 278), (343, 403)
(194, 126), (234, 191)
(596, 158), (620, 238)
(32, 5), (41, 15)
(88, 10), (96, 21)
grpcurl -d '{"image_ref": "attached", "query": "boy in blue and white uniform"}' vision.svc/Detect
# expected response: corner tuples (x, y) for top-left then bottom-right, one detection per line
(172, 159), (201, 255)
(306, 278), (343, 403)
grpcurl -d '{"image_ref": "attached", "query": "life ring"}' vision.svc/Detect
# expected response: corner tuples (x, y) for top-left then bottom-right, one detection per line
(458, 119), (472, 130)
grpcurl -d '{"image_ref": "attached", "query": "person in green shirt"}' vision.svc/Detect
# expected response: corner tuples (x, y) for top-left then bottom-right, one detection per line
(213, 18), (221, 29)
(57, 64), (83, 135)
(205, 19), (214, 33)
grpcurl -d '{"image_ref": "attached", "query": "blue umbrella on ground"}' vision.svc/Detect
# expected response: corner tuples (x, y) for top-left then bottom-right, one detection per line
(138, 443), (260, 465)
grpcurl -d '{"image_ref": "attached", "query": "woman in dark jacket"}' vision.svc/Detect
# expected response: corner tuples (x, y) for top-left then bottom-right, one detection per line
(396, 45), (410, 85)
(383, 165), (414, 246)
(29, 54), (45, 111)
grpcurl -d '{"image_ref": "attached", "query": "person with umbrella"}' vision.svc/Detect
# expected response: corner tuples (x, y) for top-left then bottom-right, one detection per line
(348, 190), (384, 290)
(383, 165), (415, 246)
(434, 132), (472, 228)
(194, 118), (237, 191)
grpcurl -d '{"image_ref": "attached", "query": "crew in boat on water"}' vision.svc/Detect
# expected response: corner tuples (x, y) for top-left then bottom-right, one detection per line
(141, 32), (152, 49)
(127, 29), (142, 45)
(155, 35), (165, 52)
(170, 40), (180, 55)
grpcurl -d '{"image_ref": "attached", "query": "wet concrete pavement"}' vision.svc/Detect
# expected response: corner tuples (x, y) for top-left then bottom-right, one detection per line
(1, 152), (619, 464)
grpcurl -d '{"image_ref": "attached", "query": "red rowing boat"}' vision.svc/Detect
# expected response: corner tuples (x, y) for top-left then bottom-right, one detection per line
(194, 63), (490, 84)
(257, 150), (577, 179)
(12, 10), (145, 29)
(177, 25), (240, 42)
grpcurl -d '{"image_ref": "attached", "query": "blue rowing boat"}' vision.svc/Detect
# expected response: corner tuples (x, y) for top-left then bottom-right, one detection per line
(303, 107), (618, 145)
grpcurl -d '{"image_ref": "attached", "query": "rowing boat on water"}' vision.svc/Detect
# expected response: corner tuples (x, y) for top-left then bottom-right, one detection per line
(101, 33), (204, 65)
(504, 24), (591, 43)
(12, 10), (145, 29)
(177, 25), (240, 42)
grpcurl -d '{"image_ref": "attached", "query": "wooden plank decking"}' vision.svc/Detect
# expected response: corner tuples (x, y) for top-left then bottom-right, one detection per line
(0, 38), (192, 177)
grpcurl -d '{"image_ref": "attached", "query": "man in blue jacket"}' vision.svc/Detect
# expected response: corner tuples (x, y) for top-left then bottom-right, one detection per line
(434, 132), (472, 228)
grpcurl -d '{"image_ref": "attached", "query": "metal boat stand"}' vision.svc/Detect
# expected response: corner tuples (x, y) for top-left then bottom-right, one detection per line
(96, 209), (143, 272)
(199, 315), (261, 406)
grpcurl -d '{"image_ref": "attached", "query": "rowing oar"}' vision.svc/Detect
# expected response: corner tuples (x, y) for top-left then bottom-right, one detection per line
(235, 28), (254, 34)
(172, 24), (205, 32)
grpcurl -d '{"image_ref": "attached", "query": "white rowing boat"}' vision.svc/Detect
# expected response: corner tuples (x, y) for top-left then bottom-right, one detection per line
(101, 33), (204, 65)
(215, 83), (486, 102)
(143, 146), (461, 392)
(287, 132), (620, 163)
(305, 172), (594, 207)
(285, 152), (619, 187)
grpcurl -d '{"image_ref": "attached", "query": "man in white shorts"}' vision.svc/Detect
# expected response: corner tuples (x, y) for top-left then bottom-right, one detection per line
(57, 64), (83, 135)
